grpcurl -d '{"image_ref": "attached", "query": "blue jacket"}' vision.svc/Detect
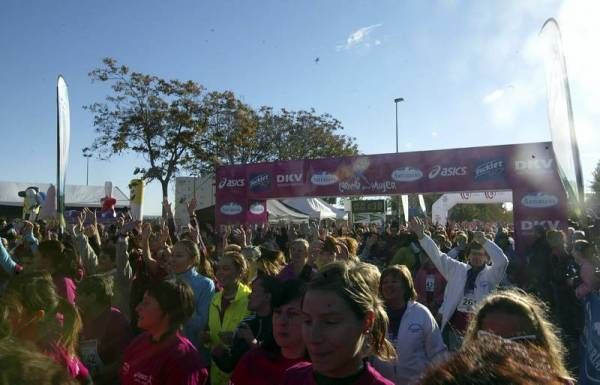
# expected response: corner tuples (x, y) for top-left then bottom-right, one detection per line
(176, 267), (215, 348)
(580, 292), (600, 385)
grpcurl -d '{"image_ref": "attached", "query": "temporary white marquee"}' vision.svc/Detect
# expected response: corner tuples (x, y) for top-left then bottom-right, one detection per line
(431, 191), (513, 226)
(281, 197), (346, 220)
(0, 182), (129, 208)
(267, 200), (310, 223)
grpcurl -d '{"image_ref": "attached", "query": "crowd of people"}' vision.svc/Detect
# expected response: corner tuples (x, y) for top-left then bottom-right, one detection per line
(0, 197), (599, 385)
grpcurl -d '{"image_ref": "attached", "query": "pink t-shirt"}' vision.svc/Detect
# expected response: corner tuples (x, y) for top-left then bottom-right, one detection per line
(46, 343), (90, 384)
(120, 331), (208, 385)
(281, 362), (394, 385)
(230, 347), (308, 385)
(53, 275), (77, 305)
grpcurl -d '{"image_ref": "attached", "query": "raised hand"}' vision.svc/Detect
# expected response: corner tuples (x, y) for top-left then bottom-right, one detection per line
(408, 217), (425, 240)
(473, 231), (486, 245)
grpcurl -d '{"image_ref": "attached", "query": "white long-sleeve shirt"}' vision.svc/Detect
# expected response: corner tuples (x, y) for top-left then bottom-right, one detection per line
(418, 235), (509, 329)
(372, 301), (447, 385)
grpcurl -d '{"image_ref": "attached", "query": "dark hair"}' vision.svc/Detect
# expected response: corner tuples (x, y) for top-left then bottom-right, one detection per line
(263, 279), (307, 358)
(254, 275), (281, 298)
(272, 279), (306, 310)
(380, 264), (417, 302)
(78, 274), (114, 306)
(146, 279), (195, 330)
(419, 334), (567, 385)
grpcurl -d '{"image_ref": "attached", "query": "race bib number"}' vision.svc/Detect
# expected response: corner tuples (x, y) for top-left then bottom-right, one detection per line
(457, 291), (477, 313)
(425, 275), (436, 292)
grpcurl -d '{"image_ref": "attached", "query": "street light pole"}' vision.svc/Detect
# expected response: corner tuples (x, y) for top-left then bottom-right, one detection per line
(394, 97), (404, 153)
(82, 147), (92, 186)
(394, 98), (404, 223)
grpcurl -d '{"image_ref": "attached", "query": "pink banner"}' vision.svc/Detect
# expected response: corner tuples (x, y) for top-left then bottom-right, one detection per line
(215, 142), (568, 258)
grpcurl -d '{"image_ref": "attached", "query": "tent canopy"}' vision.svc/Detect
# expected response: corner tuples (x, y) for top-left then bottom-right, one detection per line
(267, 200), (310, 223)
(281, 197), (347, 220)
(431, 191), (513, 226)
(0, 182), (129, 208)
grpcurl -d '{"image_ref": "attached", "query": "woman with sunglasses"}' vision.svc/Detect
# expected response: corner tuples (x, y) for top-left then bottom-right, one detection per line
(462, 288), (572, 383)
(408, 217), (508, 351)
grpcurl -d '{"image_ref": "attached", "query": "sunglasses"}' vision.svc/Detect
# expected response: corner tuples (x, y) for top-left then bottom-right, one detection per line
(477, 330), (537, 342)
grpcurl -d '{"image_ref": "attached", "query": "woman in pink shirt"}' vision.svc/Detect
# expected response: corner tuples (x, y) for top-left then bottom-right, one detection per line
(1, 273), (91, 384)
(120, 278), (208, 385)
(281, 262), (396, 385)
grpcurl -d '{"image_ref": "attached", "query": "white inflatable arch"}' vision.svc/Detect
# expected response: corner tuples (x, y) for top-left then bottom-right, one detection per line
(431, 191), (513, 226)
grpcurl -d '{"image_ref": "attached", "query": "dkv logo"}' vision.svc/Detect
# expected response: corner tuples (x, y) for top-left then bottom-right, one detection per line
(514, 159), (554, 172)
(277, 173), (303, 185)
(391, 167), (423, 182)
(310, 172), (338, 186)
(520, 220), (560, 231)
(428, 165), (467, 179)
(220, 202), (243, 216)
(521, 192), (559, 208)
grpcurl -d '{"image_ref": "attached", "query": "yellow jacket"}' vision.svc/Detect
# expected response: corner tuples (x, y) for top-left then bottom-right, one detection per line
(207, 282), (251, 385)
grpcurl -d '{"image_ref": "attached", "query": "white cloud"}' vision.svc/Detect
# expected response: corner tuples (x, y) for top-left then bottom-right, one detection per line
(431, 131), (438, 138)
(482, 89), (505, 104)
(338, 24), (382, 51)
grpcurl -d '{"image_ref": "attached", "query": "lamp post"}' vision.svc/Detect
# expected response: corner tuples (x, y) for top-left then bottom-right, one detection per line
(394, 98), (404, 222)
(394, 97), (404, 153)
(82, 147), (92, 186)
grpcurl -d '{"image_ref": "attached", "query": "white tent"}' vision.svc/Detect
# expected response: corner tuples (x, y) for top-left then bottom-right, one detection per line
(267, 200), (310, 223)
(281, 197), (338, 220)
(431, 191), (513, 226)
(0, 181), (129, 208)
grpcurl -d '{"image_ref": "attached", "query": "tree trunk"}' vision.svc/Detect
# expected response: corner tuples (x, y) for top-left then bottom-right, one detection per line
(161, 179), (169, 218)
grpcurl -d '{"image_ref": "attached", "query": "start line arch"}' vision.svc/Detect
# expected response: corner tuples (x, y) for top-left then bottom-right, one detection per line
(431, 191), (514, 226)
(215, 142), (567, 257)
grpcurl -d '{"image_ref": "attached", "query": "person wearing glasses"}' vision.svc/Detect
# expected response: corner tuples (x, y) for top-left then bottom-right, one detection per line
(408, 217), (508, 351)
(461, 289), (573, 383)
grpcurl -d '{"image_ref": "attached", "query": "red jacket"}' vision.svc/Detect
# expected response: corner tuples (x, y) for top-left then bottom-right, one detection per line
(415, 261), (446, 318)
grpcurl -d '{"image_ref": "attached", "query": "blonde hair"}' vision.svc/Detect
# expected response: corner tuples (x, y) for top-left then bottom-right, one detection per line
(463, 289), (570, 380)
(306, 262), (396, 361)
(354, 262), (381, 296)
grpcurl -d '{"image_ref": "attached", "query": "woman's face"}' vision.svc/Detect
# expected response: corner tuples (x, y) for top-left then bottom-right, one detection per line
(579, 259), (600, 291)
(135, 292), (168, 332)
(316, 250), (335, 270)
(302, 289), (369, 378)
(216, 256), (240, 288)
(170, 244), (193, 274)
(273, 298), (304, 352)
(468, 249), (488, 268)
(380, 273), (406, 305)
(290, 243), (308, 266)
(309, 241), (323, 259)
(247, 279), (270, 313)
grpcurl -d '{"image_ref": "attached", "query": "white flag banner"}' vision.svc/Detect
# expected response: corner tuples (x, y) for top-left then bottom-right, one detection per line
(57, 76), (71, 230)
(401, 194), (409, 223)
(418, 194), (426, 214)
(541, 18), (583, 206)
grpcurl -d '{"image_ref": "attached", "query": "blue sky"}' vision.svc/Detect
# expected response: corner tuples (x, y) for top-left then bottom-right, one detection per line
(1, 0), (598, 215)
